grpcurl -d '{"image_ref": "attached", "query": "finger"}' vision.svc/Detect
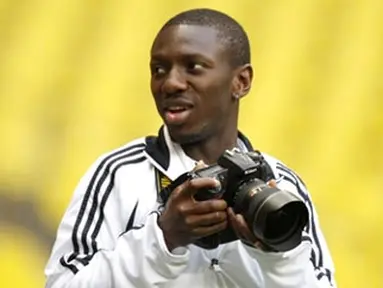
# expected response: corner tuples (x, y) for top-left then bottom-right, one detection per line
(253, 241), (265, 250)
(235, 214), (257, 243)
(192, 220), (228, 238)
(267, 179), (277, 188)
(227, 207), (241, 238)
(174, 177), (219, 199)
(189, 199), (228, 214)
(189, 177), (220, 191)
(185, 211), (227, 227)
(228, 208), (257, 243)
(170, 179), (192, 200)
(228, 211), (263, 249)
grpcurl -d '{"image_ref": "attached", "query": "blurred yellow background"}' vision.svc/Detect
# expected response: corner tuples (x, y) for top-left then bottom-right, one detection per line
(0, 0), (382, 287)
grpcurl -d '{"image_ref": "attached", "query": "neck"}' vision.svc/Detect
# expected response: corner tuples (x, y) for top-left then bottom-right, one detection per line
(181, 127), (238, 165)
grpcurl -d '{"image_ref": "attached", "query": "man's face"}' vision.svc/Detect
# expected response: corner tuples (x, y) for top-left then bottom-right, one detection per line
(150, 25), (238, 145)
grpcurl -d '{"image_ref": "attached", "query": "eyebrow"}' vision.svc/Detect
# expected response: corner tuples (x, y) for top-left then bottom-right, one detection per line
(151, 52), (214, 65)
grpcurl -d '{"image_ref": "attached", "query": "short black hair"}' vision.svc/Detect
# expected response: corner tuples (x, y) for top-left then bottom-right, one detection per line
(159, 8), (251, 67)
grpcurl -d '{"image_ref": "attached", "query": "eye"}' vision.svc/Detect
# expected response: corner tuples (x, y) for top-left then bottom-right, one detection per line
(151, 65), (167, 76)
(187, 62), (204, 73)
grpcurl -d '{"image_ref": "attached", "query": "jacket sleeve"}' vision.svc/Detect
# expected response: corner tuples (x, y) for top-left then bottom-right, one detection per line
(44, 153), (190, 288)
(242, 162), (337, 287)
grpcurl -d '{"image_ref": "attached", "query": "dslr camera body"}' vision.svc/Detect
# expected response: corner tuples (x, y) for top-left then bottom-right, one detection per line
(160, 148), (309, 252)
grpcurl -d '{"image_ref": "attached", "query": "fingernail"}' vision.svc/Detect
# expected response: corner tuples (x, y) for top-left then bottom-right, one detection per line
(195, 160), (203, 167)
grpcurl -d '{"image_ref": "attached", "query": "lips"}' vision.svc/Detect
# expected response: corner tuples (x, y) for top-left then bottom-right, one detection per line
(162, 101), (194, 125)
(166, 106), (188, 113)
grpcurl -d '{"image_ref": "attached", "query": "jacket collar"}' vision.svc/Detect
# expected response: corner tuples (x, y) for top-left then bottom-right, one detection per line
(144, 125), (254, 181)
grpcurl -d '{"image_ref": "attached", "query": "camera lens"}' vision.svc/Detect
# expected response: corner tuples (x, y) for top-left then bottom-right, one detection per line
(263, 202), (305, 242)
(233, 180), (309, 252)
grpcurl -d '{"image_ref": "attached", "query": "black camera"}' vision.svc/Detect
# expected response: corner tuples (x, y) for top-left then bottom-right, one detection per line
(188, 148), (309, 252)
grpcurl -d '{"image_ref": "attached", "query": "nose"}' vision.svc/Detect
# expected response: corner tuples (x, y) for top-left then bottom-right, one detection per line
(161, 68), (188, 95)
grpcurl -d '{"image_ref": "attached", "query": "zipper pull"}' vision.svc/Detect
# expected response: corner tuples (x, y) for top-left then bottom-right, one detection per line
(210, 258), (222, 272)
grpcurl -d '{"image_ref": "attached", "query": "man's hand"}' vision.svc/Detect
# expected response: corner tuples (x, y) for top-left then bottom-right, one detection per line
(227, 180), (278, 250)
(158, 163), (228, 251)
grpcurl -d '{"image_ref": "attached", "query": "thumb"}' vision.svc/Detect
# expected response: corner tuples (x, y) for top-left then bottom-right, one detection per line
(192, 160), (208, 172)
(176, 161), (219, 198)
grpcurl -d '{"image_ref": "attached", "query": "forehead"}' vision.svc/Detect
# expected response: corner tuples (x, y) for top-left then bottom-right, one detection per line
(151, 25), (226, 61)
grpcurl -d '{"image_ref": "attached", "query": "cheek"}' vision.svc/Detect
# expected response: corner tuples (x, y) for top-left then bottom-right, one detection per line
(195, 94), (231, 128)
(205, 84), (232, 111)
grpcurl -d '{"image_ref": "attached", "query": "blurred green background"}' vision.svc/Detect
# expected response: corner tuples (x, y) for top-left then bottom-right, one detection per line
(0, 0), (382, 287)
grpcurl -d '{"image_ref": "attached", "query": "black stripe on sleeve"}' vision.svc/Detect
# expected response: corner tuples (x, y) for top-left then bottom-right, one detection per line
(60, 257), (79, 274)
(89, 156), (146, 253)
(60, 143), (146, 273)
(315, 268), (333, 282)
(81, 149), (145, 255)
(74, 255), (89, 266)
(275, 167), (311, 233)
(60, 257), (78, 274)
(302, 235), (313, 244)
(317, 272), (326, 280)
(276, 164), (324, 266)
(62, 155), (146, 271)
(71, 143), (145, 255)
(69, 156), (147, 268)
(276, 163), (332, 284)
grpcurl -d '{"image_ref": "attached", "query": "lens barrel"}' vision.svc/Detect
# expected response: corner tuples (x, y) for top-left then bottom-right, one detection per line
(234, 179), (309, 252)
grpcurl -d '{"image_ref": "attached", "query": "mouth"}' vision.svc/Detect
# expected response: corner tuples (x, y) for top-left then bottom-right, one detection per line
(163, 105), (193, 125)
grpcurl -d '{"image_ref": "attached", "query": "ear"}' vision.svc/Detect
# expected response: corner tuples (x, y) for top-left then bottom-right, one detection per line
(231, 64), (253, 100)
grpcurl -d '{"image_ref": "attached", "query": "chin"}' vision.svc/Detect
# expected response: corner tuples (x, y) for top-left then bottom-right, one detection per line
(168, 128), (207, 146)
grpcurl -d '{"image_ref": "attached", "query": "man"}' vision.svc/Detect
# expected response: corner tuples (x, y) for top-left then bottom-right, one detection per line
(45, 8), (336, 287)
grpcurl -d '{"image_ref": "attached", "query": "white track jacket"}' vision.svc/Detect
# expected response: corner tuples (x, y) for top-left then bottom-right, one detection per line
(45, 126), (336, 288)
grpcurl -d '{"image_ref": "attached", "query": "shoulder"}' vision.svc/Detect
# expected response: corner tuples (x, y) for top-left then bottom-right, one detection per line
(260, 152), (304, 184)
(100, 137), (147, 158)
(90, 137), (149, 174)
(261, 152), (310, 200)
